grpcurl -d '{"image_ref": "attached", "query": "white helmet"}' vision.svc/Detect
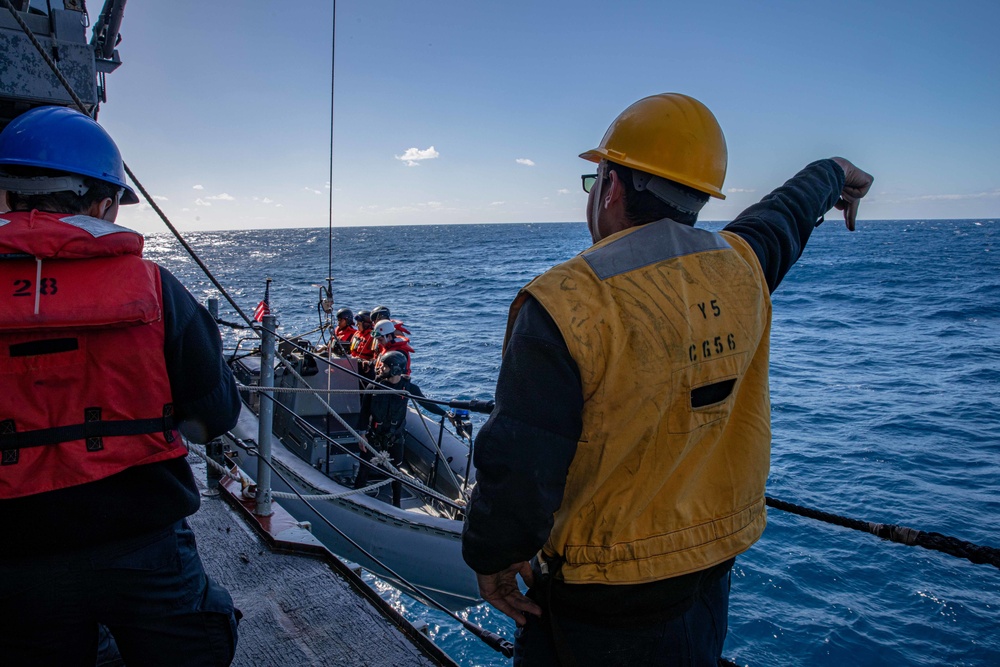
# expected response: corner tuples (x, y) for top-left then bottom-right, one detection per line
(373, 319), (396, 338)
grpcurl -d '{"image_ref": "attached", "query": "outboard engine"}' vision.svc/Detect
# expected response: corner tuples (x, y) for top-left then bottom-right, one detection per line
(450, 409), (473, 441)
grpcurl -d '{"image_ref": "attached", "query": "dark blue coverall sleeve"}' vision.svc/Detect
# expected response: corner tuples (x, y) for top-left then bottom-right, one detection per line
(461, 159), (847, 575)
(159, 267), (241, 442)
(407, 382), (448, 417)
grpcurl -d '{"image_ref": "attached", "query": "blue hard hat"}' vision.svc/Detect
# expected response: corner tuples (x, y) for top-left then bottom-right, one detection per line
(0, 106), (139, 204)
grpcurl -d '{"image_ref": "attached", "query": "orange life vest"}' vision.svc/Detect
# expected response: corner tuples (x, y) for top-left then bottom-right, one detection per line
(378, 338), (414, 374)
(350, 328), (375, 360)
(0, 211), (184, 499)
(334, 323), (357, 342)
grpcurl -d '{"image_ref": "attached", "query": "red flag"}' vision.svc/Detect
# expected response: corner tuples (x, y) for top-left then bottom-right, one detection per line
(253, 280), (271, 322)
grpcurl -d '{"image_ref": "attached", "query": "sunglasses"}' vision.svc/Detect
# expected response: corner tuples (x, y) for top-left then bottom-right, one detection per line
(581, 174), (598, 193)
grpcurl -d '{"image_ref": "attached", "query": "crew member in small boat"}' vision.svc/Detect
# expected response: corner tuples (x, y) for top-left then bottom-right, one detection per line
(372, 318), (414, 374)
(0, 107), (241, 666)
(371, 303), (411, 335)
(333, 306), (357, 350)
(461, 93), (874, 666)
(350, 310), (377, 374)
(353, 350), (445, 507)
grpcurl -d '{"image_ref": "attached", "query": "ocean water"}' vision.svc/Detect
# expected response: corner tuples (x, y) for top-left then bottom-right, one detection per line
(144, 219), (1000, 667)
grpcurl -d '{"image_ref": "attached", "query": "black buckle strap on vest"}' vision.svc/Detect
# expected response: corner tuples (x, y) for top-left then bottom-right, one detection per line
(0, 405), (177, 456)
(1, 420), (17, 465)
(85, 407), (104, 452)
(163, 404), (176, 443)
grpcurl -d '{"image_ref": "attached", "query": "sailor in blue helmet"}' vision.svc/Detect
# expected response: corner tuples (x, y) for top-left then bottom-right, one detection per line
(0, 107), (241, 666)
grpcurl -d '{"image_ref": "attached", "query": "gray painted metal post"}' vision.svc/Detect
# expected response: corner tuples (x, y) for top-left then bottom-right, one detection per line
(204, 298), (223, 492)
(256, 313), (276, 516)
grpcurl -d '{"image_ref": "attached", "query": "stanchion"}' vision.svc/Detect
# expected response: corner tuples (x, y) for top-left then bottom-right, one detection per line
(255, 313), (275, 516)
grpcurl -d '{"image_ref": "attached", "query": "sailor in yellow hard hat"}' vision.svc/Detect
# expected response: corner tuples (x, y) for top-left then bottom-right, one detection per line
(462, 92), (873, 666)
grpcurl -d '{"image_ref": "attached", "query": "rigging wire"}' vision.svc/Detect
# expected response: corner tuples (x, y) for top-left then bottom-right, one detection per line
(261, 329), (494, 413)
(224, 432), (515, 658)
(8, 3), (996, 659)
(326, 0), (337, 311)
(1, 0), (256, 326)
(2, 5), (515, 654)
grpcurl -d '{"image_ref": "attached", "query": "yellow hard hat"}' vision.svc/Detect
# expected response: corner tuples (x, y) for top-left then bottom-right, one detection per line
(580, 93), (728, 200)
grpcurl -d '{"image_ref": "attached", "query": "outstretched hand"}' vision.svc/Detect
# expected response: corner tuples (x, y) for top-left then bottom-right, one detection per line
(476, 562), (542, 626)
(831, 157), (874, 231)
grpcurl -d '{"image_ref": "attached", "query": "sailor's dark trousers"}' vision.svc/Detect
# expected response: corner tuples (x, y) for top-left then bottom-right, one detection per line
(0, 519), (238, 667)
(513, 567), (730, 667)
(353, 431), (405, 507)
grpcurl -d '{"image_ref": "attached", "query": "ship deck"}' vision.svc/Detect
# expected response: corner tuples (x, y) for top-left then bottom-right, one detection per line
(187, 452), (456, 667)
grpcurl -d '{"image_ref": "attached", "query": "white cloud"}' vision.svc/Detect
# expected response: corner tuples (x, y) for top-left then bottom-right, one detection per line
(727, 187), (756, 193)
(913, 189), (1000, 201)
(194, 198), (212, 207)
(516, 158), (535, 166)
(152, 195), (168, 201)
(490, 201), (506, 206)
(303, 187), (323, 195)
(205, 193), (235, 201)
(193, 184), (204, 190)
(557, 188), (570, 195)
(421, 201), (443, 209)
(395, 146), (439, 167)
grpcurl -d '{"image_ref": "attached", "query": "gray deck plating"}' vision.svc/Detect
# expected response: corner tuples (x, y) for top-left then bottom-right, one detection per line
(187, 455), (455, 667)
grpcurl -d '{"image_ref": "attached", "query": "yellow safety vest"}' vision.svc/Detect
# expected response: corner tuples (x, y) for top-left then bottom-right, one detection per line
(505, 219), (773, 584)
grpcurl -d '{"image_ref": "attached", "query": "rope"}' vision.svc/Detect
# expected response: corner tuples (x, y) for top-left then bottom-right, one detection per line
(272, 356), (464, 509)
(1, 0), (257, 327)
(226, 433), (514, 658)
(273, 479), (392, 501)
(260, 331), (494, 414)
(216, 317), (253, 330)
(237, 382), (406, 396)
(189, 443), (391, 501)
(766, 496), (1000, 571)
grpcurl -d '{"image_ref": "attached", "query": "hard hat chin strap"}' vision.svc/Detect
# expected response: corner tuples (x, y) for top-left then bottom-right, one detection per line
(0, 174), (90, 196)
(632, 171), (707, 216)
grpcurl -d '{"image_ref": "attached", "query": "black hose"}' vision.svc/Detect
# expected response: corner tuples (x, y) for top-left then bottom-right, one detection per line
(766, 496), (1000, 571)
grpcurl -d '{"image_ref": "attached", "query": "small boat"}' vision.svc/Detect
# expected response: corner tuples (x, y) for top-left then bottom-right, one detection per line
(223, 323), (487, 611)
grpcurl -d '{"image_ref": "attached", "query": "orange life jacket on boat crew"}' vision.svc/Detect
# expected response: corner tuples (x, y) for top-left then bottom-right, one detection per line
(334, 323), (357, 342)
(350, 328), (375, 360)
(377, 338), (414, 374)
(0, 210), (184, 499)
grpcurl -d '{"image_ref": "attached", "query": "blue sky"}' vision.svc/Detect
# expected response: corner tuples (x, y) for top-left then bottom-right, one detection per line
(89, 0), (999, 233)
